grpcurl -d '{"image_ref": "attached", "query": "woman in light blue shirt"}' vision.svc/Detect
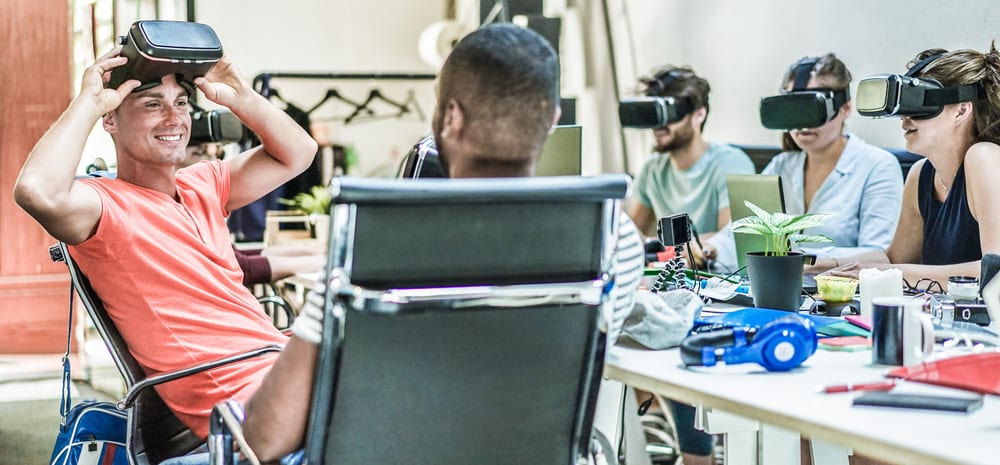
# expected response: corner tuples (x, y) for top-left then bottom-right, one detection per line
(705, 53), (903, 273)
(765, 54), (903, 272)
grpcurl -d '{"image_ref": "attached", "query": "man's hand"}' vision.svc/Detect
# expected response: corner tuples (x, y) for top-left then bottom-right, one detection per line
(79, 46), (141, 116)
(194, 56), (249, 108)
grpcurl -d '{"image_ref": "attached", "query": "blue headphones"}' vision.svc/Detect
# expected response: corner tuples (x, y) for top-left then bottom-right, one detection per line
(680, 316), (818, 372)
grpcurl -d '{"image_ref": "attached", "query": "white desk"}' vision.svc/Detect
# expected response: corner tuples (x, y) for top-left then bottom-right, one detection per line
(605, 344), (1000, 465)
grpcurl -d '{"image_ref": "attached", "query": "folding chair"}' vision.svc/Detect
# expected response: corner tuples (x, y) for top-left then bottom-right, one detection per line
(50, 242), (282, 465)
(209, 174), (630, 465)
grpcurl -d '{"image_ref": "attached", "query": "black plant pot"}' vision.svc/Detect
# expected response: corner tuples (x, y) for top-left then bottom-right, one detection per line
(745, 252), (805, 311)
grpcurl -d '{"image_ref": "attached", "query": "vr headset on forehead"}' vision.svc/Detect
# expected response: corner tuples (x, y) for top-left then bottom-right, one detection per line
(109, 20), (223, 93)
(856, 53), (984, 119)
(618, 69), (696, 128)
(759, 57), (851, 131)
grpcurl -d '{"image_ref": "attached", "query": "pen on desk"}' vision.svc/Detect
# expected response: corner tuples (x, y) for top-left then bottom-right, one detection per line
(818, 380), (898, 394)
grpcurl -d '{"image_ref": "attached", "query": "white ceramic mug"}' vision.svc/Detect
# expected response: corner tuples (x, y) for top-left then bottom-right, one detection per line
(858, 268), (903, 319)
(871, 296), (934, 366)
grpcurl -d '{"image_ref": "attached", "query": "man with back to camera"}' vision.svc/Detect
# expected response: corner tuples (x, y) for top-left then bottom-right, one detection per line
(155, 23), (644, 464)
(627, 66), (755, 263)
(13, 44), (317, 442)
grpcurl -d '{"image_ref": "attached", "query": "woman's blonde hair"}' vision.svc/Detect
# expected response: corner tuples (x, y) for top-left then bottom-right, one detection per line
(912, 41), (1000, 144)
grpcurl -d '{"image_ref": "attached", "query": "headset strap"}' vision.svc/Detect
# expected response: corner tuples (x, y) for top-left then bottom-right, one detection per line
(924, 84), (985, 105)
(905, 53), (946, 77)
(792, 57), (818, 91)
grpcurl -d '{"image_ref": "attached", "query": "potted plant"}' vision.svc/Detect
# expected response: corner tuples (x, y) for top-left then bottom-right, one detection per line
(730, 201), (834, 311)
(279, 185), (333, 240)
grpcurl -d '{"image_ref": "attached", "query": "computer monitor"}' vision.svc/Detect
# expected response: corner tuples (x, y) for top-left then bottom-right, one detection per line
(726, 174), (786, 279)
(399, 126), (582, 179)
(536, 125), (582, 176)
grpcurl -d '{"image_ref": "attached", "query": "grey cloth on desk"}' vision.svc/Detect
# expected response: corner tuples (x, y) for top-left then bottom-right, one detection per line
(621, 289), (702, 349)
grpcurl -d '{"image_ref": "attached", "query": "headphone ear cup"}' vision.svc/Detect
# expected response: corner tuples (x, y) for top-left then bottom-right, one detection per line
(754, 317), (818, 371)
(680, 329), (736, 367)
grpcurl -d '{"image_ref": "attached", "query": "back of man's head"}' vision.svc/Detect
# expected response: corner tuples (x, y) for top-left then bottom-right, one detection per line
(435, 23), (560, 177)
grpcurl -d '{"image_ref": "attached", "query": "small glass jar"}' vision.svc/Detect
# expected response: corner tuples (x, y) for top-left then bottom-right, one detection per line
(947, 276), (979, 301)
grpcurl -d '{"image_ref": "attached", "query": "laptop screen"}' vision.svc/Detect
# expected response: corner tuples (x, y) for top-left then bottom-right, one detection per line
(726, 174), (785, 278)
(535, 125), (582, 176)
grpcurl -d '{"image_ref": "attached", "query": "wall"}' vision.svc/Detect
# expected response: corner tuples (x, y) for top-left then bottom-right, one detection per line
(609, 0), (1000, 171)
(0, 0), (74, 353)
(195, 0), (447, 178)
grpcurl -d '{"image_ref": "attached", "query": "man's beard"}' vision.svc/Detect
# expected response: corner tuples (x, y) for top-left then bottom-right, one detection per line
(653, 122), (695, 153)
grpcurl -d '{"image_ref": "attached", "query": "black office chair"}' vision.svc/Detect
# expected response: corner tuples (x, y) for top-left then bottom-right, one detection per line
(49, 242), (282, 465)
(208, 175), (630, 465)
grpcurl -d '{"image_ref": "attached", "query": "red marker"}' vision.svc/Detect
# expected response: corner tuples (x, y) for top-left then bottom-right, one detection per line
(819, 380), (897, 394)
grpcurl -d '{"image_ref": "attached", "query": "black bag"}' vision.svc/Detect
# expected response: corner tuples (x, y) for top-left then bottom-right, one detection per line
(48, 284), (129, 465)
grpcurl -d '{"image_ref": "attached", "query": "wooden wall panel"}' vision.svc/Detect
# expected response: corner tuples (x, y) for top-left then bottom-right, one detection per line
(0, 0), (74, 353)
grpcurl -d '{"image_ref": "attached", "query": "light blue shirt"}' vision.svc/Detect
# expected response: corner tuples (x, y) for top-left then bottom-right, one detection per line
(762, 133), (903, 258)
(632, 142), (755, 235)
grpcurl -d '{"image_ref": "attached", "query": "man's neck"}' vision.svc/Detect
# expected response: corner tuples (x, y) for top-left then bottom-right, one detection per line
(116, 162), (180, 199)
(669, 137), (709, 171)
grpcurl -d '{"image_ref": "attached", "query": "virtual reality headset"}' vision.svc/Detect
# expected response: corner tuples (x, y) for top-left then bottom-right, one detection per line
(618, 96), (694, 128)
(759, 88), (850, 130)
(189, 108), (243, 144)
(759, 57), (851, 130)
(857, 75), (982, 119)
(109, 20), (223, 92)
(857, 52), (984, 119)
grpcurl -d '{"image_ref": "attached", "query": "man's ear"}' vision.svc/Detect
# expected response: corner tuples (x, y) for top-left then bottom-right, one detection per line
(690, 106), (708, 131)
(102, 112), (117, 134)
(439, 98), (464, 141)
(548, 107), (562, 133)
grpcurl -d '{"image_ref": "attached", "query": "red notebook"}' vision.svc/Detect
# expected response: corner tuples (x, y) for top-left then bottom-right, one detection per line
(845, 314), (872, 331)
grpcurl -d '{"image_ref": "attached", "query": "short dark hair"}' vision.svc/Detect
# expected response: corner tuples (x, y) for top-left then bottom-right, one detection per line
(437, 23), (560, 166)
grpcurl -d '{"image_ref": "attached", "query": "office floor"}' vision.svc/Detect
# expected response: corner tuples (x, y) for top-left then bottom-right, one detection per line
(0, 346), (119, 465)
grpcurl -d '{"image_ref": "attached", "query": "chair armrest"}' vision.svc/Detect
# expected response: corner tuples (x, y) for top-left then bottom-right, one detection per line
(209, 399), (261, 465)
(117, 344), (282, 409)
(591, 427), (620, 465)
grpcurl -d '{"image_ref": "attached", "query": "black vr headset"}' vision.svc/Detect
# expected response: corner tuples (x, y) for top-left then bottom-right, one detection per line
(856, 53), (984, 119)
(619, 69), (696, 128)
(759, 57), (851, 131)
(109, 20), (223, 92)
(189, 107), (243, 144)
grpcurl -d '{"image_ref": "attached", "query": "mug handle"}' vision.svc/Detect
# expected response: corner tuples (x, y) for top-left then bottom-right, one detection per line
(917, 313), (935, 358)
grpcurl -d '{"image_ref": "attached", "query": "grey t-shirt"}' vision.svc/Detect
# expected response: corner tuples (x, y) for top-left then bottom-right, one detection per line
(632, 142), (755, 234)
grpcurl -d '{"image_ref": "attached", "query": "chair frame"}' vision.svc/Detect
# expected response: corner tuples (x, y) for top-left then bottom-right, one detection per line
(209, 175), (630, 465)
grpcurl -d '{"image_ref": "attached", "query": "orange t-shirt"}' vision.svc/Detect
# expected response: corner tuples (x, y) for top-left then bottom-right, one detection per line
(70, 161), (286, 439)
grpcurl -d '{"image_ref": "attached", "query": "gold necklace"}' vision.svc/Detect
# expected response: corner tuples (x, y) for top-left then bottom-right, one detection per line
(936, 173), (950, 191)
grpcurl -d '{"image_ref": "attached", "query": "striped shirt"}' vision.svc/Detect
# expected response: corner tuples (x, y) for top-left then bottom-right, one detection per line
(609, 214), (645, 345)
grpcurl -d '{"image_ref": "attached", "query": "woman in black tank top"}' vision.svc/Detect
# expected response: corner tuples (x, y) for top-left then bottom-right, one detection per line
(830, 43), (1000, 289)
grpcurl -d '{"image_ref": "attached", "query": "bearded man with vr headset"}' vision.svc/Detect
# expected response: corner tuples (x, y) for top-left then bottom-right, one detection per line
(828, 43), (1000, 289)
(619, 66), (754, 465)
(622, 66), (754, 269)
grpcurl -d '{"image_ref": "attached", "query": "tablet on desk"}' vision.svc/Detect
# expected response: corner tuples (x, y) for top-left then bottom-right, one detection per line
(726, 174), (785, 279)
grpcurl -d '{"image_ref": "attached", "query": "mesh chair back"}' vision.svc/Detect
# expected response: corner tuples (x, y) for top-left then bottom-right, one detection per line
(305, 175), (629, 465)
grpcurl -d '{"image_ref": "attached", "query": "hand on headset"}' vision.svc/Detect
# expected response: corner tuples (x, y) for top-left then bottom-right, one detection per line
(680, 315), (818, 372)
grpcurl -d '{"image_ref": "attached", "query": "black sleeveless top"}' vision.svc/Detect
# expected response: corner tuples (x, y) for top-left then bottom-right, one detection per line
(918, 161), (981, 265)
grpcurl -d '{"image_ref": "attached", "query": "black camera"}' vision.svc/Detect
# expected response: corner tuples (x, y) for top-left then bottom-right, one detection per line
(190, 108), (243, 144)
(657, 213), (691, 247)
